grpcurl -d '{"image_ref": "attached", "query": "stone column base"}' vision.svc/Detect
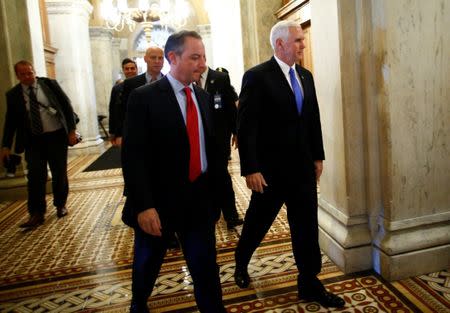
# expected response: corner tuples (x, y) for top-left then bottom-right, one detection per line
(319, 228), (373, 274)
(373, 244), (450, 281)
(0, 176), (52, 200)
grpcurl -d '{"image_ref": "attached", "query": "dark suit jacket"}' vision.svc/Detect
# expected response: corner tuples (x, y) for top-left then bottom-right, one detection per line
(108, 82), (124, 136)
(237, 57), (324, 183)
(2, 77), (76, 153)
(204, 68), (238, 157)
(115, 73), (147, 137)
(121, 76), (219, 228)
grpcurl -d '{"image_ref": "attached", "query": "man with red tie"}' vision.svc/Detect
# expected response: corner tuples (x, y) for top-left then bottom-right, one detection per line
(121, 31), (226, 313)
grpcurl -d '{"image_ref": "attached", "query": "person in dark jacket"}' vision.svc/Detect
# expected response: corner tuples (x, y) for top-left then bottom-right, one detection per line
(234, 21), (345, 308)
(108, 58), (137, 145)
(121, 31), (226, 313)
(197, 66), (243, 229)
(1, 60), (78, 228)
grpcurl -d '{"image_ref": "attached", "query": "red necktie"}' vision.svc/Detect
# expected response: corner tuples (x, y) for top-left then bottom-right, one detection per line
(184, 86), (201, 182)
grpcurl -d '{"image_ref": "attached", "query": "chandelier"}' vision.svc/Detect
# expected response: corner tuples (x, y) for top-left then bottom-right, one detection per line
(101, 0), (189, 43)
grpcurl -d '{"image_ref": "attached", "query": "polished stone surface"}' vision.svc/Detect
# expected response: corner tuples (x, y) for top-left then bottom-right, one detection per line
(0, 148), (448, 312)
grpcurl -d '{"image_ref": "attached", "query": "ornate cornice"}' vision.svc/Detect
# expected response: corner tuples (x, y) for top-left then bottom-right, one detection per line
(45, 0), (93, 18)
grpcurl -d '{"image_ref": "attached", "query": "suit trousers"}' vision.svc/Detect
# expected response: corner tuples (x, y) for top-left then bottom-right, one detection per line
(131, 176), (226, 313)
(215, 152), (239, 222)
(25, 128), (68, 215)
(235, 178), (322, 279)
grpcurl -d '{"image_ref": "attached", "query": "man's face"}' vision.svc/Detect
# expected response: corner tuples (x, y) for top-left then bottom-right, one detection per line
(277, 26), (305, 66)
(144, 48), (164, 76)
(16, 64), (36, 86)
(169, 37), (206, 85)
(122, 62), (137, 78)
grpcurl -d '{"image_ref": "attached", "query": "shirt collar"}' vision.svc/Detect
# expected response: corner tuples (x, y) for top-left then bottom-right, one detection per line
(145, 72), (162, 83)
(274, 55), (296, 76)
(21, 81), (37, 91)
(166, 72), (194, 93)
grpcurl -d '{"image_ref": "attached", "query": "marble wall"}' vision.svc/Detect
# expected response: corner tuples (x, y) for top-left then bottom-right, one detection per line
(89, 27), (114, 125)
(46, 0), (102, 147)
(370, 0), (450, 280)
(240, 0), (283, 71)
(0, 0), (34, 145)
(311, 0), (450, 280)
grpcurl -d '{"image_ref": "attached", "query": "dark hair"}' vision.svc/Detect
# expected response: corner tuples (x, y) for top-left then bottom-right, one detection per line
(121, 58), (136, 68)
(164, 30), (202, 63)
(14, 60), (34, 74)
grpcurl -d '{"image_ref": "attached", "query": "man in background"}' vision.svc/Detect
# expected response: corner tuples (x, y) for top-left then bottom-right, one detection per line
(108, 58), (137, 145)
(1, 60), (78, 228)
(113, 47), (165, 146)
(197, 66), (243, 229)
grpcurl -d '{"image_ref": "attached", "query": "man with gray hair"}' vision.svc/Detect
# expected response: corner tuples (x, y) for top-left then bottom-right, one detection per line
(234, 20), (345, 308)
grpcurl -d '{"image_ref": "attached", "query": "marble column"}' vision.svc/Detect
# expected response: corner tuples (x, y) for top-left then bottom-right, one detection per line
(0, 0), (39, 199)
(208, 0), (244, 92)
(26, 0), (47, 75)
(197, 24), (213, 69)
(310, 0), (373, 275)
(90, 27), (113, 134)
(45, 0), (102, 147)
(111, 38), (122, 82)
(370, 0), (450, 280)
(0, 0), (34, 143)
(239, 0), (282, 70)
(310, 0), (450, 280)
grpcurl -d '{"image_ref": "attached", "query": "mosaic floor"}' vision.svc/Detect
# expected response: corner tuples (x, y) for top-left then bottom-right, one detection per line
(0, 147), (449, 312)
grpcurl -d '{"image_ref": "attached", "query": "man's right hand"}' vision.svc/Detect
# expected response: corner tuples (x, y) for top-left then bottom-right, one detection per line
(137, 208), (162, 236)
(110, 136), (122, 146)
(0, 147), (11, 165)
(245, 172), (268, 193)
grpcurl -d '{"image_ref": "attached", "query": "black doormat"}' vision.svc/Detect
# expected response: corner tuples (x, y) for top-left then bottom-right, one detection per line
(83, 146), (121, 172)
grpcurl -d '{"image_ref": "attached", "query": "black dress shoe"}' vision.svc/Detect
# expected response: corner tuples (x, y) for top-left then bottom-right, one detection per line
(227, 218), (244, 229)
(299, 288), (345, 308)
(234, 266), (250, 288)
(19, 214), (44, 228)
(130, 301), (149, 313)
(56, 207), (68, 218)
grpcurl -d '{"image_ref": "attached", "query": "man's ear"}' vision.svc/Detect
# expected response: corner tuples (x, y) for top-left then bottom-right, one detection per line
(167, 51), (177, 65)
(275, 38), (284, 50)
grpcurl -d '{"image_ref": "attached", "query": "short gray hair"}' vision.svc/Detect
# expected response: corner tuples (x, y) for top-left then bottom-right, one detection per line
(269, 20), (300, 50)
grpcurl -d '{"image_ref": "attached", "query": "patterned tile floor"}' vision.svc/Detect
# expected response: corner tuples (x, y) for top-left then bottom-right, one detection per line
(0, 148), (449, 312)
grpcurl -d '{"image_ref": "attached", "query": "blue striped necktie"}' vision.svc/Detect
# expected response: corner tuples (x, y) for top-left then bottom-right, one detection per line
(288, 68), (303, 115)
(29, 86), (43, 135)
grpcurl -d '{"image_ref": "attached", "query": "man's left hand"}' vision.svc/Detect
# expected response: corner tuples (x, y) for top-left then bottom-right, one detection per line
(314, 160), (323, 182)
(68, 130), (78, 146)
(231, 134), (238, 149)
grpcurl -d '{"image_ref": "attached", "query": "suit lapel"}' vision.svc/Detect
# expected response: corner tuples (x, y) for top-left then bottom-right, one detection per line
(204, 68), (214, 90)
(157, 77), (186, 130)
(269, 57), (298, 108)
(194, 85), (213, 137)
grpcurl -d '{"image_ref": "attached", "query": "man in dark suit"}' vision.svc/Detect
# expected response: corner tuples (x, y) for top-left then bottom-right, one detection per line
(234, 21), (345, 308)
(113, 47), (164, 146)
(108, 58), (137, 145)
(197, 66), (243, 229)
(1, 60), (78, 228)
(121, 31), (226, 313)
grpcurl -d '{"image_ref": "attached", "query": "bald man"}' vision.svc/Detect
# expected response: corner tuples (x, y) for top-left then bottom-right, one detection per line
(115, 47), (165, 144)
